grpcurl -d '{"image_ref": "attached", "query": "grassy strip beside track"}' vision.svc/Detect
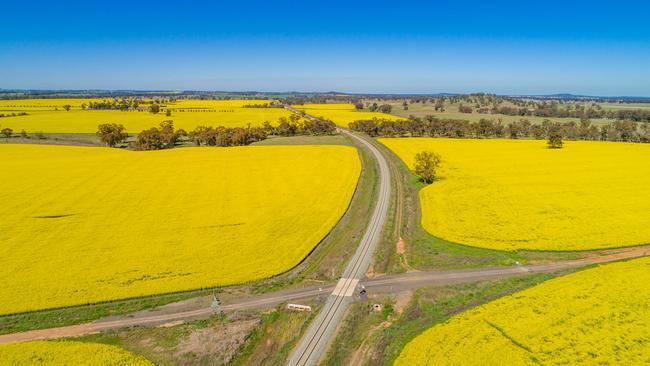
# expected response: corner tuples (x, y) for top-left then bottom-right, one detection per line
(322, 273), (558, 366)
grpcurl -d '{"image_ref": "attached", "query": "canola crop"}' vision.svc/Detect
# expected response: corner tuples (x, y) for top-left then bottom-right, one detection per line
(293, 103), (404, 127)
(395, 257), (650, 365)
(0, 99), (286, 133)
(380, 138), (650, 251)
(0, 341), (154, 365)
(0, 98), (271, 110)
(0, 144), (360, 315)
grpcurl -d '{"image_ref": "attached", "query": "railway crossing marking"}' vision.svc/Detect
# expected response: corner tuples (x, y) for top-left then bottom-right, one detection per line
(332, 278), (359, 297)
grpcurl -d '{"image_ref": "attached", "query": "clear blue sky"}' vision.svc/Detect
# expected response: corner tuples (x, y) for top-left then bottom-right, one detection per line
(2, 0), (649, 95)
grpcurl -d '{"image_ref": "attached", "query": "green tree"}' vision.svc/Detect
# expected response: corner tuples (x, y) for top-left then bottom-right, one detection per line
(414, 151), (441, 184)
(2, 127), (13, 139)
(96, 123), (128, 147)
(379, 104), (392, 113)
(133, 127), (165, 150)
(547, 132), (564, 149)
(158, 120), (183, 147)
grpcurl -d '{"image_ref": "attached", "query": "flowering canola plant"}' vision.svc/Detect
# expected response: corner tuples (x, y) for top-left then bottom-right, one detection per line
(292, 103), (404, 127)
(395, 257), (650, 365)
(380, 138), (650, 251)
(0, 144), (360, 314)
(0, 341), (154, 365)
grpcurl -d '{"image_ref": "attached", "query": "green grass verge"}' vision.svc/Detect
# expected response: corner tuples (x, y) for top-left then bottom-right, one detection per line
(0, 291), (205, 335)
(323, 273), (557, 366)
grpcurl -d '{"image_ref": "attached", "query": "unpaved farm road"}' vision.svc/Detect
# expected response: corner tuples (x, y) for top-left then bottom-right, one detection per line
(0, 245), (647, 345)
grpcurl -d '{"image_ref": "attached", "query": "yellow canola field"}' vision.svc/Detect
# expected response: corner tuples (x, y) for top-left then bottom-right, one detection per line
(0, 108), (294, 133)
(170, 99), (271, 108)
(0, 98), (271, 111)
(0, 144), (360, 315)
(0, 341), (153, 365)
(395, 257), (650, 365)
(380, 138), (650, 251)
(0, 98), (103, 110)
(293, 103), (404, 127)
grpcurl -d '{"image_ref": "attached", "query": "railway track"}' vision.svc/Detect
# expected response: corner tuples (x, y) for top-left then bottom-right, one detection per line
(284, 110), (392, 365)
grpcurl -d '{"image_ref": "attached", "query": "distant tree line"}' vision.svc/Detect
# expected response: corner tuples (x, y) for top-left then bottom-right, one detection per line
(85, 97), (175, 111)
(96, 114), (337, 150)
(492, 104), (650, 122)
(288, 93), (650, 123)
(0, 112), (28, 118)
(241, 102), (283, 108)
(350, 116), (650, 143)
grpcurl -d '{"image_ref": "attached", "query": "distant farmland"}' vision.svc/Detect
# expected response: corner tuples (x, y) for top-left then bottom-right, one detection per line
(0, 99), (293, 133)
(293, 103), (403, 127)
(380, 138), (650, 251)
(0, 144), (360, 314)
(367, 98), (630, 126)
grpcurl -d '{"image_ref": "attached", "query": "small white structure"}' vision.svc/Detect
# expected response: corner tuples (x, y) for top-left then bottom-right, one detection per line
(372, 304), (382, 312)
(287, 303), (312, 312)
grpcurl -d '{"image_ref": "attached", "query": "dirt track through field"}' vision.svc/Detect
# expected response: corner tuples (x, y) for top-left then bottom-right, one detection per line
(0, 243), (646, 345)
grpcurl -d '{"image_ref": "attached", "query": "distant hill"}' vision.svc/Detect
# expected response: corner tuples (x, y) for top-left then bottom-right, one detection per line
(1, 89), (649, 103)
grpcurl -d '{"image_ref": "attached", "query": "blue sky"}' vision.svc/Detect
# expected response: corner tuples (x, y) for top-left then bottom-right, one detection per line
(2, 0), (649, 95)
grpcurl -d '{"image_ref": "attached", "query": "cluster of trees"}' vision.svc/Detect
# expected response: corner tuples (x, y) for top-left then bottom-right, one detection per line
(0, 112), (28, 118)
(264, 115), (337, 136)
(132, 121), (186, 150)
(96, 115), (337, 150)
(86, 98), (142, 110)
(96, 121), (186, 150)
(242, 103), (282, 108)
(492, 104), (650, 122)
(188, 125), (266, 147)
(349, 116), (650, 143)
(355, 102), (392, 113)
(458, 104), (473, 113)
(85, 98), (174, 111)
